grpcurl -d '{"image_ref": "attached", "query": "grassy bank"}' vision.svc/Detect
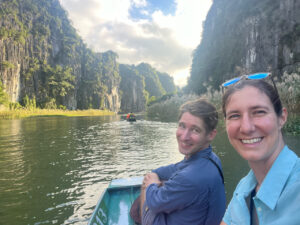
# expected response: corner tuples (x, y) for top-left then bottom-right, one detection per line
(0, 109), (115, 119)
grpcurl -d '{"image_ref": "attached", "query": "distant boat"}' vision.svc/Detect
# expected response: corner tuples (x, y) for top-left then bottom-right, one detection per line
(88, 177), (143, 225)
(126, 114), (136, 122)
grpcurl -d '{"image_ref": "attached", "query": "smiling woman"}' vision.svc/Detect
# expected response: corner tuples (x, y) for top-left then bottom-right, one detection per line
(220, 77), (300, 225)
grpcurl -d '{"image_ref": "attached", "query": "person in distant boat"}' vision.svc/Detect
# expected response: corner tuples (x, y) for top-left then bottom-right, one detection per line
(220, 73), (300, 225)
(126, 112), (131, 119)
(127, 112), (135, 119)
(140, 99), (226, 225)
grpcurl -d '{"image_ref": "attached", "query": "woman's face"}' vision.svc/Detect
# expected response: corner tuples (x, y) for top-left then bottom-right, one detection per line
(224, 86), (287, 164)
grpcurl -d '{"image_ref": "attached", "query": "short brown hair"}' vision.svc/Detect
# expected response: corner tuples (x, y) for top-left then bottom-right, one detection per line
(179, 98), (218, 133)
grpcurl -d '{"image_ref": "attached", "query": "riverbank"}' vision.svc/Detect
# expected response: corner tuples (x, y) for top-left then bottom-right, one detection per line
(0, 109), (115, 119)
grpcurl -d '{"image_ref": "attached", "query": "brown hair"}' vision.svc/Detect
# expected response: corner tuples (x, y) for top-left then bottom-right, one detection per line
(222, 79), (283, 117)
(179, 98), (218, 133)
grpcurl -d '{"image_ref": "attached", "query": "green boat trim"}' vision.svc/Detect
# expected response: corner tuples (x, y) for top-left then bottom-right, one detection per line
(88, 177), (143, 225)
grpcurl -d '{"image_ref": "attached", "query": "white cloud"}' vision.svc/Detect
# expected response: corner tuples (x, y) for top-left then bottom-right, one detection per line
(151, 0), (211, 48)
(173, 68), (190, 87)
(59, 0), (212, 87)
(131, 0), (147, 7)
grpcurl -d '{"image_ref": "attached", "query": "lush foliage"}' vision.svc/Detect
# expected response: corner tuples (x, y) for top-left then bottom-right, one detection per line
(157, 72), (177, 94)
(40, 65), (75, 106)
(0, 81), (9, 107)
(0, 109), (115, 119)
(0, 0), (177, 113)
(119, 64), (147, 112)
(277, 72), (300, 134)
(0, 0), (118, 110)
(118, 63), (176, 112)
(136, 63), (167, 98)
(77, 50), (119, 109)
(276, 72), (300, 114)
(147, 73), (300, 134)
(0, 61), (15, 70)
(187, 0), (299, 94)
(146, 94), (199, 122)
(22, 95), (36, 110)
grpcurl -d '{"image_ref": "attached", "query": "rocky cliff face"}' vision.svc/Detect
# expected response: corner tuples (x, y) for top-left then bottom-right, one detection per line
(118, 63), (177, 113)
(0, 0), (177, 112)
(188, 0), (300, 93)
(0, 0), (121, 111)
(119, 64), (147, 113)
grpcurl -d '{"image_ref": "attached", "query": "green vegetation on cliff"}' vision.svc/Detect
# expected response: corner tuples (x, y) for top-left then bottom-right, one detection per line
(119, 63), (177, 113)
(0, 0), (177, 113)
(0, 81), (9, 107)
(0, 0), (120, 111)
(147, 73), (300, 134)
(187, 0), (299, 94)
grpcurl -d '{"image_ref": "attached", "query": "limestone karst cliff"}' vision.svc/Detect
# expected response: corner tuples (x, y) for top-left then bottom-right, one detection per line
(0, 0), (121, 111)
(119, 63), (177, 113)
(119, 64), (147, 113)
(0, 0), (176, 112)
(188, 0), (300, 94)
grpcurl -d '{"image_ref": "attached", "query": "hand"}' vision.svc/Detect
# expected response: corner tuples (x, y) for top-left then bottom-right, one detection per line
(142, 172), (161, 188)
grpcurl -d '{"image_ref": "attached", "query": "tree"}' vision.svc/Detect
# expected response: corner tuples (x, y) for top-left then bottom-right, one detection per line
(41, 64), (75, 106)
(0, 81), (9, 106)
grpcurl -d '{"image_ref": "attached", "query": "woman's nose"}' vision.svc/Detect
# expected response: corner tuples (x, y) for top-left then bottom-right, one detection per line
(240, 115), (255, 133)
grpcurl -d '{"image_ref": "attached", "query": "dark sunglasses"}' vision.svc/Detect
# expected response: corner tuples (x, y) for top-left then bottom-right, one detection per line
(221, 72), (278, 93)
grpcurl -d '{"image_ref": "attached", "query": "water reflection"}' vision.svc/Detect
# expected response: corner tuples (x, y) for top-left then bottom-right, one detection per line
(0, 116), (181, 224)
(0, 116), (299, 225)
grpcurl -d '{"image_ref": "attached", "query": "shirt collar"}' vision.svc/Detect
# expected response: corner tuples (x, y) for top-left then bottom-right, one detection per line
(237, 146), (298, 209)
(256, 146), (298, 209)
(185, 146), (212, 161)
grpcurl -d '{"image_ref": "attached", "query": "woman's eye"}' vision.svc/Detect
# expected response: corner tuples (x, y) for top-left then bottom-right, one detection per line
(227, 114), (240, 120)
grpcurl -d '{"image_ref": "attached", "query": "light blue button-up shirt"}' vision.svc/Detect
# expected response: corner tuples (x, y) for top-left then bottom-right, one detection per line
(223, 145), (300, 225)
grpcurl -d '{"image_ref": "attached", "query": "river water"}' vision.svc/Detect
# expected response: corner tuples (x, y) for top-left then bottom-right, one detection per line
(0, 115), (299, 225)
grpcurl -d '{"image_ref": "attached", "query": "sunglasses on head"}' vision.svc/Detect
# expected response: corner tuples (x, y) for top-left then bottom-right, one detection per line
(221, 72), (278, 93)
(221, 72), (271, 87)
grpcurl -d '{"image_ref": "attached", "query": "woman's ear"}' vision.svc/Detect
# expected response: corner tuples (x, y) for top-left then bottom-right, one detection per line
(279, 107), (288, 128)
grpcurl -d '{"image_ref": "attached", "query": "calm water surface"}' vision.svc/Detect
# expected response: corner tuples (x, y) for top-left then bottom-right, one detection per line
(0, 115), (299, 225)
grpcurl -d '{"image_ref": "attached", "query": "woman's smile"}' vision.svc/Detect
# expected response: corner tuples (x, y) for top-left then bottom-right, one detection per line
(240, 137), (263, 144)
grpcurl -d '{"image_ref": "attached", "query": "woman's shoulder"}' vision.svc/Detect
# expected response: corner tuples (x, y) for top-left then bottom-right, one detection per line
(289, 158), (300, 181)
(231, 170), (255, 194)
(284, 147), (300, 181)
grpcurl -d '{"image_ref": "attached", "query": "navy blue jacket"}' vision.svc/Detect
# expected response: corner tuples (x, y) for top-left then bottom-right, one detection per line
(146, 146), (226, 225)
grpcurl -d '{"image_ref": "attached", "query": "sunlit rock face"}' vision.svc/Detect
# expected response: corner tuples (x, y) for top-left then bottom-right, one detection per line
(189, 0), (299, 93)
(119, 64), (147, 113)
(0, 0), (121, 111)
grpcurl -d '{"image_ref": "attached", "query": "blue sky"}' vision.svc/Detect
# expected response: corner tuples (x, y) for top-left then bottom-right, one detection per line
(129, 0), (177, 20)
(59, 0), (212, 86)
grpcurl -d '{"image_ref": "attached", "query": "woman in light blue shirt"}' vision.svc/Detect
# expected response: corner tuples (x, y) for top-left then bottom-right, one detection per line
(220, 73), (300, 225)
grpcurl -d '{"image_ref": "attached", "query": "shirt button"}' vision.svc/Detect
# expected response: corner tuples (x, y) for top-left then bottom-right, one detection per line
(257, 207), (262, 212)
